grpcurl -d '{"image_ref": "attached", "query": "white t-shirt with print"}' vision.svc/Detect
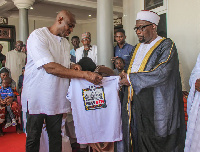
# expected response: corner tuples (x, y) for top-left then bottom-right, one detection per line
(66, 76), (122, 144)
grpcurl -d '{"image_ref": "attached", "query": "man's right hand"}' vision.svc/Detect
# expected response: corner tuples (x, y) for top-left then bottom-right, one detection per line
(119, 71), (130, 86)
(111, 56), (118, 63)
(195, 79), (200, 92)
(119, 70), (127, 79)
(84, 71), (103, 85)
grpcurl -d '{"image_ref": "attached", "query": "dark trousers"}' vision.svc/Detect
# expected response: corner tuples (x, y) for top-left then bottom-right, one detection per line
(26, 113), (63, 152)
(6, 105), (15, 123)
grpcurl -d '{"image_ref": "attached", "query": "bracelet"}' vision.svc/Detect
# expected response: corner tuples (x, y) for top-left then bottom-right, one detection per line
(94, 66), (101, 73)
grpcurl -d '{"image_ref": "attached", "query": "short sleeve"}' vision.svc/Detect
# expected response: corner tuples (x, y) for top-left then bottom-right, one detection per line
(94, 45), (98, 64)
(66, 81), (73, 102)
(116, 76), (120, 91)
(27, 29), (54, 68)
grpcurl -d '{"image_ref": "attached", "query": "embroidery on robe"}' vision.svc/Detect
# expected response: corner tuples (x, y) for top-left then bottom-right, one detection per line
(82, 86), (107, 111)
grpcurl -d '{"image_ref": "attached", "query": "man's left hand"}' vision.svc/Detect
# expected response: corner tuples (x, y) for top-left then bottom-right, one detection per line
(120, 77), (130, 86)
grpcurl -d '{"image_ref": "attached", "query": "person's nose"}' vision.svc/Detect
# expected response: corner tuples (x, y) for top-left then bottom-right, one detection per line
(136, 29), (141, 35)
(69, 27), (74, 32)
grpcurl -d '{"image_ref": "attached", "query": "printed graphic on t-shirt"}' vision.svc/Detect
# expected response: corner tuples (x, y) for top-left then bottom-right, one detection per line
(82, 86), (107, 111)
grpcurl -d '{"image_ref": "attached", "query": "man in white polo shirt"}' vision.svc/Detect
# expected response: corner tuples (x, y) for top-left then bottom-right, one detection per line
(22, 10), (102, 152)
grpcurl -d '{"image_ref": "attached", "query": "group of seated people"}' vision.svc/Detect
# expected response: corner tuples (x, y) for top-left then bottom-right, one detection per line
(0, 67), (23, 136)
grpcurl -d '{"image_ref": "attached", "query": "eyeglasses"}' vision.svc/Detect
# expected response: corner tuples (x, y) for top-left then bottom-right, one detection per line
(67, 23), (75, 29)
(134, 24), (153, 32)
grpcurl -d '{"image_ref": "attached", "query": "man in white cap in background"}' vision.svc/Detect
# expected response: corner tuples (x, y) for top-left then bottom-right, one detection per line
(119, 10), (186, 152)
(75, 32), (97, 64)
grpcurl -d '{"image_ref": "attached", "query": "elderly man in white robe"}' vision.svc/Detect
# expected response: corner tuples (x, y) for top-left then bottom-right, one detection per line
(5, 40), (26, 90)
(120, 10), (186, 152)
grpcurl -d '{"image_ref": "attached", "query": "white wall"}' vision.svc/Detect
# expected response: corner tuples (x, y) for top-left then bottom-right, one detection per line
(122, 0), (143, 45)
(168, 0), (200, 91)
(8, 17), (97, 50)
(8, 17), (54, 44)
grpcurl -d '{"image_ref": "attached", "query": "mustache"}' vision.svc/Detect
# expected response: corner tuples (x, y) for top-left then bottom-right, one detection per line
(137, 35), (144, 38)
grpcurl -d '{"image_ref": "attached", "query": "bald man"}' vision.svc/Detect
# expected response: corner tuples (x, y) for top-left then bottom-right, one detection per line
(5, 41), (26, 87)
(22, 10), (102, 152)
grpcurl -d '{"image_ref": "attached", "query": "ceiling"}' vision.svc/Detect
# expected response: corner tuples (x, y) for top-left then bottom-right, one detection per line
(0, 0), (123, 23)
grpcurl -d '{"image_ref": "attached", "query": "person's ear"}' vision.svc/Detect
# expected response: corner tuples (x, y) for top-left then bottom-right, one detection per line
(58, 16), (63, 24)
(152, 24), (158, 33)
(152, 24), (156, 29)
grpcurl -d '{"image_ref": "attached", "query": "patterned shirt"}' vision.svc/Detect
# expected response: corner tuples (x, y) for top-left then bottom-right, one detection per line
(0, 87), (14, 99)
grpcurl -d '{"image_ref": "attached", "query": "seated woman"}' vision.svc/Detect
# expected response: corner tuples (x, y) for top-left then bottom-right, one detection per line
(0, 67), (18, 96)
(0, 77), (17, 129)
(0, 67), (22, 136)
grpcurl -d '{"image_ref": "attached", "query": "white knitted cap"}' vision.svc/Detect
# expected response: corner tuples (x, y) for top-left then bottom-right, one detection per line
(136, 10), (160, 25)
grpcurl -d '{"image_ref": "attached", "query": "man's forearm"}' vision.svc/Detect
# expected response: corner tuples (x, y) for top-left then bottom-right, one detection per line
(43, 62), (103, 85)
(43, 62), (86, 79)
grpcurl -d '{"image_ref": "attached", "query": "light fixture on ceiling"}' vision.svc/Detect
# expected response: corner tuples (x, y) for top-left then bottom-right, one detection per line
(30, 6), (33, 10)
(88, 15), (92, 17)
